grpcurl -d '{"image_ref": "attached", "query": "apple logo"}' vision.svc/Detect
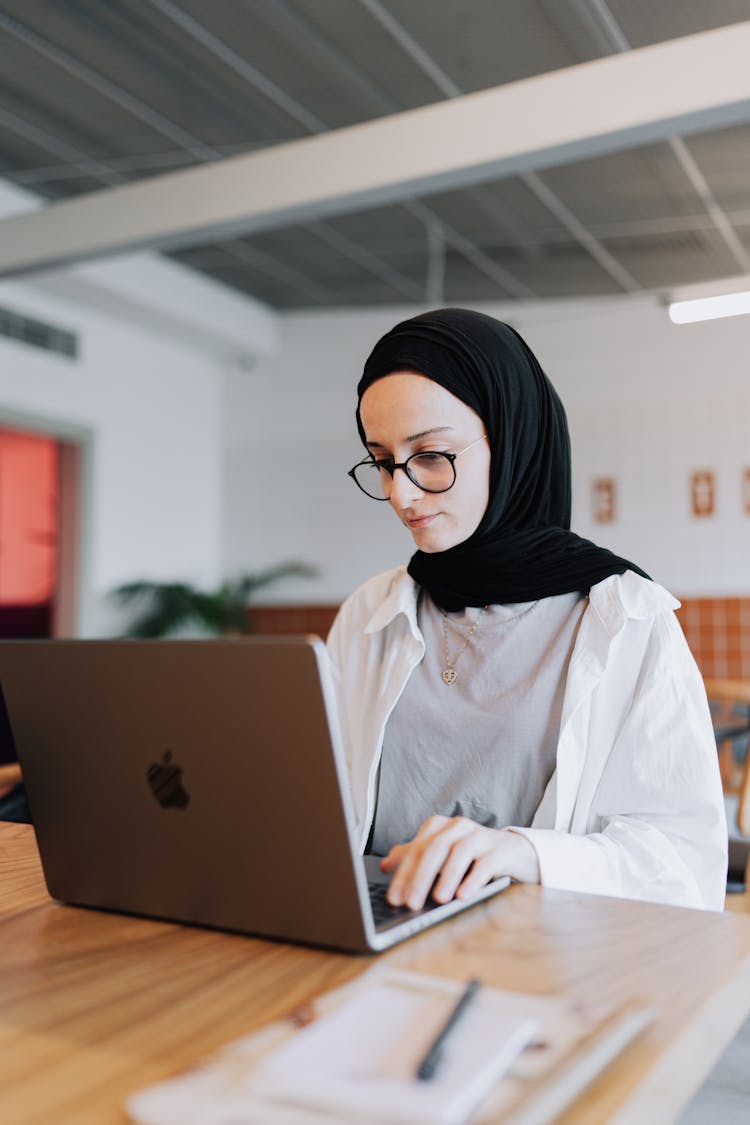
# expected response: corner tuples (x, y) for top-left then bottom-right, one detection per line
(146, 750), (190, 809)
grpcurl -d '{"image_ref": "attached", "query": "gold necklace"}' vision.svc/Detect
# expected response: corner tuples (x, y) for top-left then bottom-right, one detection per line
(439, 605), (489, 685)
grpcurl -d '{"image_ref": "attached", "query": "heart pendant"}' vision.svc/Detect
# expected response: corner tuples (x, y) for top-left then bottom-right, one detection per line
(442, 668), (457, 685)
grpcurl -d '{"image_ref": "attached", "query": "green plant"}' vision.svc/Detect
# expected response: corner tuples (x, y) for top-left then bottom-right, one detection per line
(111, 562), (318, 638)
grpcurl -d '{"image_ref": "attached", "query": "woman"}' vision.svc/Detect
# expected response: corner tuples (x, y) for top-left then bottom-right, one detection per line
(327, 308), (727, 912)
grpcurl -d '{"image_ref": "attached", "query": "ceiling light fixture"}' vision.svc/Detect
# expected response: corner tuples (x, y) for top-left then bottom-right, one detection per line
(668, 290), (750, 324)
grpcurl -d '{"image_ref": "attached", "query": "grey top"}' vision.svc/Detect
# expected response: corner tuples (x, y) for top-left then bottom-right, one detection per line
(370, 590), (587, 856)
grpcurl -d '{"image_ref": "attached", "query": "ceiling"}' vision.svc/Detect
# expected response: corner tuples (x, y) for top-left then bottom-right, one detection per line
(2, 0), (750, 309)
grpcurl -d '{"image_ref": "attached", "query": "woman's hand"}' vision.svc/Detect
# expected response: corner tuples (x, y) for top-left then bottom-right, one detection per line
(380, 815), (540, 910)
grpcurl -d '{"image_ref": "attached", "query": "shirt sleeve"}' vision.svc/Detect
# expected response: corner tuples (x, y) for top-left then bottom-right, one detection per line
(508, 613), (728, 910)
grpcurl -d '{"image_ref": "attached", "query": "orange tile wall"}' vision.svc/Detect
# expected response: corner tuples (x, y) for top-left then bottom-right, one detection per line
(675, 597), (750, 679)
(250, 599), (750, 681)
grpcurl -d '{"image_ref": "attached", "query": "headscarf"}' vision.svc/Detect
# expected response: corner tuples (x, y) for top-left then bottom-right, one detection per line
(356, 308), (649, 610)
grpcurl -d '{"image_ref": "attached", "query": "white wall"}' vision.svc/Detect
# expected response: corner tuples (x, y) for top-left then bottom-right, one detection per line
(527, 298), (750, 596)
(224, 296), (750, 602)
(223, 307), (419, 604)
(0, 177), (281, 637)
(0, 277), (227, 636)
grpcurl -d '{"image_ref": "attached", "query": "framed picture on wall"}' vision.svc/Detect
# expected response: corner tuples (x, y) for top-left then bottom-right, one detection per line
(690, 470), (715, 518)
(591, 477), (616, 524)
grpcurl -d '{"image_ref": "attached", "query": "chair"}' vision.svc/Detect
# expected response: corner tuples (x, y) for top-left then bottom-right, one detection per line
(704, 679), (750, 907)
(704, 679), (750, 806)
(738, 744), (750, 837)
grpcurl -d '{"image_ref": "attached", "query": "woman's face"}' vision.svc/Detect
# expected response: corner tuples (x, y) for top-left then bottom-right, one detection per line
(359, 371), (491, 553)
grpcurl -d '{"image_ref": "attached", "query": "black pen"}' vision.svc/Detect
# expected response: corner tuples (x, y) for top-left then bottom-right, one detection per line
(416, 978), (481, 1081)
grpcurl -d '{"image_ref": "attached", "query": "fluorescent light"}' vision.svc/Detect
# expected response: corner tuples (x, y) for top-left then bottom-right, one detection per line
(668, 289), (750, 324)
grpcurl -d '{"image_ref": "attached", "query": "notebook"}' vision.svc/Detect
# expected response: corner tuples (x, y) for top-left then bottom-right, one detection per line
(0, 637), (509, 952)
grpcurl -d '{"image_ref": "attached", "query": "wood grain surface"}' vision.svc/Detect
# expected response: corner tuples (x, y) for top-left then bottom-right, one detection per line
(2, 823), (750, 1125)
(0, 761), (22, 790)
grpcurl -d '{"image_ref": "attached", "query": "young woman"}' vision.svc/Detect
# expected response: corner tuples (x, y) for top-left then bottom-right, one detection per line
(327, 308), (727, 912)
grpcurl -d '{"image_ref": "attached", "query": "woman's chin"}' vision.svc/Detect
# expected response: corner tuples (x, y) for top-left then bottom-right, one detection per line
(409, 526), (454, 553)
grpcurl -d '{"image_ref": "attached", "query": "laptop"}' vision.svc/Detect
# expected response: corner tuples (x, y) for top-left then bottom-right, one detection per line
(0, 637), (510, 953)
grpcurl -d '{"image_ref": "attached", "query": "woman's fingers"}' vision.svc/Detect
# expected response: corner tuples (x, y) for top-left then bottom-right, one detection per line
(386, 817), (476, 909)
(432, 829), (489, 902)
(456, 832), (541, 898)
(381, 822), (541, 910)
(381, 815), (451, 877)
(379, 843), (408, 872)
(455, 851), (499, 899)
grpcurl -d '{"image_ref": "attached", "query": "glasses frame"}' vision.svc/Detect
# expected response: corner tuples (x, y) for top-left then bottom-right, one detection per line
(347, 434), (487, 501)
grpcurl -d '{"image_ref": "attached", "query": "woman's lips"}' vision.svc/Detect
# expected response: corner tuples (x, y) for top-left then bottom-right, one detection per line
(404, 513), (438, 529)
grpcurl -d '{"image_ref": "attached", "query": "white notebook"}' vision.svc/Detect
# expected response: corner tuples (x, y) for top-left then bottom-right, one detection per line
(126, 967), (653, 1125)
(255, 969), (538, 1124)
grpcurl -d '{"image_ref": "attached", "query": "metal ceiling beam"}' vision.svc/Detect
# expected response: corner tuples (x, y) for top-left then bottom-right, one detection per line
(260, 0), (395, 118)
(139, 0), (529, 300)
(355, 0), (534, 294)
(144, 0), (328, 134)
(148, 0), (516, 301)
(482, 211), (750, 246)
(3, 21), (750, 276)
(530, 178), (639, 289)
(0, 109), (323, 302)
(521, 170), (639, 290)
(405, 199), (535, 299)
(355, 0), (461, 100)
(0, 10), (217, 162)
(143, 0), (426, 299)
(5, 142), (261, 186)
(212, 238), (336, 302)
(582, 0), (750, 273)
(424, 217), (446, 304)
(0, 103), (125, 187)
(304, 220), (425, 301)
(7, 154), (170, 186)
(0, 114), (324, 303)
(667, 135), (750, 271)
(360, 0), (638, 292)
(263, 0), (532, 297)
(0, 9), (388, 302)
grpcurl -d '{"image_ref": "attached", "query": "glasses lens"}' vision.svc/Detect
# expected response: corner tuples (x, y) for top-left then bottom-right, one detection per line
(350, 452), (457, 499)
(406, 452), (455, 493)
(352, 461), (389, 499)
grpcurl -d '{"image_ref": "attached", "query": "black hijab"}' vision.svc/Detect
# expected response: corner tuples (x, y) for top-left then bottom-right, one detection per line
(356, 308), (649, 611)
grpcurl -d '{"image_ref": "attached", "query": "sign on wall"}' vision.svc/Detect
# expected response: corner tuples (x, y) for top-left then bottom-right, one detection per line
(591, 477), (616, 524)
(690, 470), (715, 517)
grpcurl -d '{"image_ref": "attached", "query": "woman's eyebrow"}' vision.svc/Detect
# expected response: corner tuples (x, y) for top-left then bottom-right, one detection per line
(365, 426), (455, 449)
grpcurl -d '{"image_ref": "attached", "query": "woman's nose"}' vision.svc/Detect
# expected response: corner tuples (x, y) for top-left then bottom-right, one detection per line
(388, 466), (425, 508)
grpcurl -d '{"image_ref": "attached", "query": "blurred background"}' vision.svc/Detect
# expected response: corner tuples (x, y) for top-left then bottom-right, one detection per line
(0, 1), (748, 682)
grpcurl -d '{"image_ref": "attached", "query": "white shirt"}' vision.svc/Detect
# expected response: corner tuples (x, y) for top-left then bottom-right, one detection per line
(327, 567), (728, 910)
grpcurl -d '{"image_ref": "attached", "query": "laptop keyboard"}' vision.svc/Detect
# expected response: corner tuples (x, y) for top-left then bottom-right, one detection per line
(367, 881), (413, 925)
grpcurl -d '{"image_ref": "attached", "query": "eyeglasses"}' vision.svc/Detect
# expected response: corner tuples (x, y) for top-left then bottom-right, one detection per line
(348, 434), (488, 501)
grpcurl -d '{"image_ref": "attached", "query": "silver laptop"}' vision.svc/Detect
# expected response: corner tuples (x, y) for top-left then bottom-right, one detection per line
(0, 637), (509, 953)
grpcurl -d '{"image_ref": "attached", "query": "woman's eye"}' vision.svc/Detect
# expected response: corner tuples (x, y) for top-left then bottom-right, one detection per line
(413, 452), (446, 465)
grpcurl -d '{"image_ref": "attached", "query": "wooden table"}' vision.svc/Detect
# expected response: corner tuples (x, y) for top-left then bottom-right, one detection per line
(0, 761), (22, 792)
(3, 823), (750, 1125)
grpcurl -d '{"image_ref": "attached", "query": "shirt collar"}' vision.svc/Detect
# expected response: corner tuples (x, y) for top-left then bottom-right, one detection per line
(364, 567), (422, 639)
(589, 570), (679, 637)
(362, 567), (675, 642)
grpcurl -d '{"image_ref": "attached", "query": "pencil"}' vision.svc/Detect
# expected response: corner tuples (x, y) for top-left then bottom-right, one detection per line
(416, 978), (481, 1081)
